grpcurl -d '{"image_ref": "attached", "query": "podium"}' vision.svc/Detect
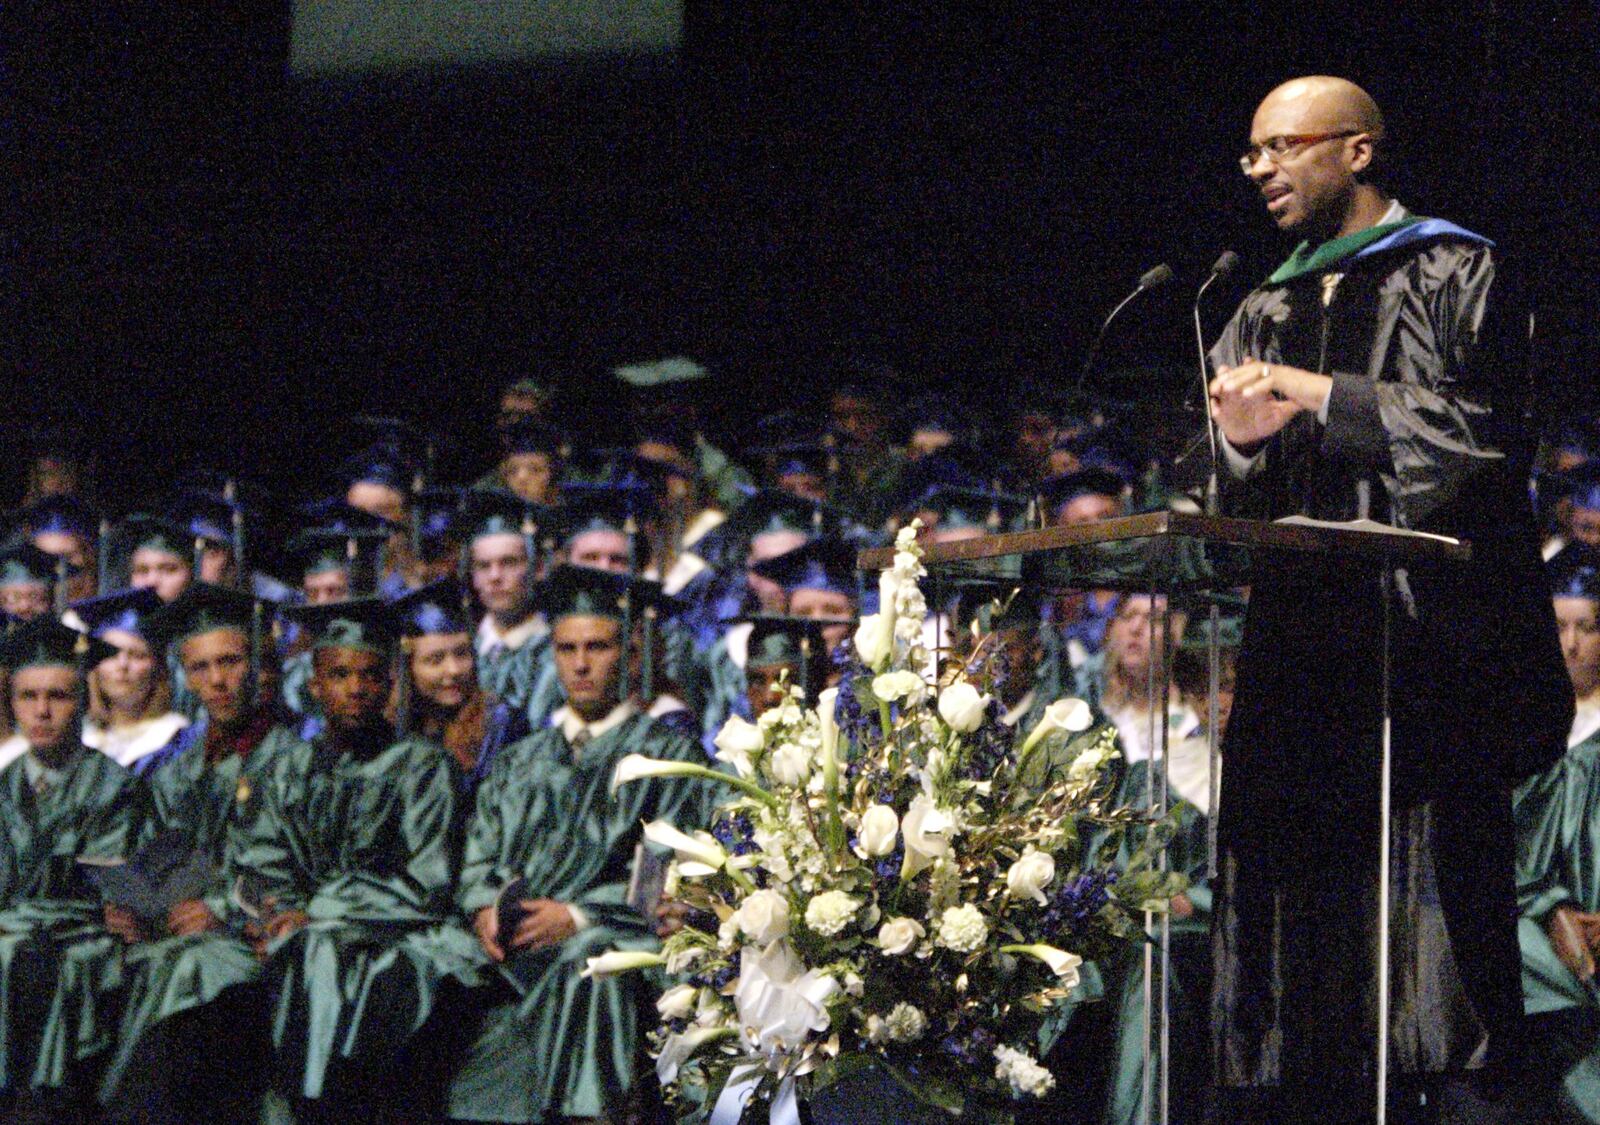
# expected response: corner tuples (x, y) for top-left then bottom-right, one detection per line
(859, 512), (1471, 1125)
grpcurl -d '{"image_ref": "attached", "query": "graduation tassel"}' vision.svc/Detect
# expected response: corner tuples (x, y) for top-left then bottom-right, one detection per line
(249, 597), (264, 700)
(799, 632), (812, 704)
(397, 637), (413, 736)
(52, 556), (69, 616)
(641, 603), (657, 705)
(96, 519), (112, 597)
(231, 503), (247, 592)
(617, 589), (633, 704)
(822, 431), (840, 499)
(192, 535), (207, 585)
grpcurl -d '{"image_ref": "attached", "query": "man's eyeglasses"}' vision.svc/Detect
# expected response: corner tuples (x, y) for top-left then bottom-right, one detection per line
(1238, 131), (1360, 174)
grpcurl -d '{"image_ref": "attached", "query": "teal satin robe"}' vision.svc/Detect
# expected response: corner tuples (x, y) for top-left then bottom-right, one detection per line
(481, 633), (550, 718)
(99, 722), (306, 1102)
(1513, 725), (1600, 1120)
(235, 732), (479, 1099)
(0, 744), (141, 1091)
(448, 713), (724, 1123)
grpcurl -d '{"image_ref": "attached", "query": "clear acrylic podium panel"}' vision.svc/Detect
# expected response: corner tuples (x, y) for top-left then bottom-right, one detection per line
(858, 512), (1469, 1125)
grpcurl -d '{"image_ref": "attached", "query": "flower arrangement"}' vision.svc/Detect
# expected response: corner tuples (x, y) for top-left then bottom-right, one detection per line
(594, 524), (1183, 1121)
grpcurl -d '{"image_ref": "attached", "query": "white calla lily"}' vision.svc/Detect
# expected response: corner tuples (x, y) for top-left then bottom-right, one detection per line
(642, 819), (728, 877)
(1018, 697), (1093, 756)
(1001, 943), (1084, 987)
(581, 949), (666, 979)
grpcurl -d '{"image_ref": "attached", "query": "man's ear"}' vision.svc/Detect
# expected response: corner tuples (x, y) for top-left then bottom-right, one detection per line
(1347, 133), (1375, 176)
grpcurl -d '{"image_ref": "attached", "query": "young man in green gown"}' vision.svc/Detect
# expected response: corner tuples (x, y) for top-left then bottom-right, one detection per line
(1513, 545), (1600, 1122)
(98, 583), (306, 1122)
(449, 565), (724, 1124)
(240, 598), (477, 1122)
(0, 618), (139, 1122)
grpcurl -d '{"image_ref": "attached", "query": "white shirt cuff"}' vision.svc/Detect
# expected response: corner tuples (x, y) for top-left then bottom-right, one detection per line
(1316, 382), (1333, 424)
(1219, 432), (1266, 479)
(566, 903), (591, 932)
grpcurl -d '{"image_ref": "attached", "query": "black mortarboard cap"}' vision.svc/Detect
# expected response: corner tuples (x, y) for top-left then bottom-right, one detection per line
(1549, 543), (1600, 601)
(453, 488), (552, 544)
(20, 495), (98, 542)
(389, 577), (473, 637)
(743, 614), (838, 670)
(279, 598), (398, 654)
(1037, 467), (1130, 513)
(748, 537), (858, 598)
(0, 616), (116, 672)
(539, 564), (679, 624)
(143, 582), (263, 655)
(0, 542), (67, 588)
(69, 587), (163, 641)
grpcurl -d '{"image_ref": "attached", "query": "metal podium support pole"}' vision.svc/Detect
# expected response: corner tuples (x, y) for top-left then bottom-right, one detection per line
(1377, 566), (1393, 1125)
(1141, 581), (1171, 1125)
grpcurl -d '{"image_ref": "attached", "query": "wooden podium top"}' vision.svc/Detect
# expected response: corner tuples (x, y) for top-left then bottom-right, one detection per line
(856, 511), (1471, 592)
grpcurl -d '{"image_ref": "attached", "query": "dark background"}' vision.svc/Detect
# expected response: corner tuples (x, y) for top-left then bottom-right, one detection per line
(2, 2), (1596, 513)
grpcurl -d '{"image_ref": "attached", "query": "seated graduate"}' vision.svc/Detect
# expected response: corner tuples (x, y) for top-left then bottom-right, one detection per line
(114, 515), (197, 605)
(946, 587), (1059, 735)
(98, 583), (306, 1122)
(0, 618), (141, 1118)
(278, 505), (394, 737)
(18, 495), (100, 604)
(0, 542), (62, 623)
(1512, 544), (1600, 1121)
(741, 615), (832, 718)
(449, 564), (726, 1125)
(458, 489), (553, 715)
(701, 535), (859, 747)
(72, 588), (189, 769)
(1072, 593), (1189, 762)
(391, 576), (530, 788)
(493, 420), (565, 508)
(338, 443), (423, 599)
(237, 597), (476, 1119)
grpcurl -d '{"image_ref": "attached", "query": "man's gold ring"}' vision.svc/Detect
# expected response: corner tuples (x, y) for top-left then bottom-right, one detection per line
(1261, 363), (1272, 382)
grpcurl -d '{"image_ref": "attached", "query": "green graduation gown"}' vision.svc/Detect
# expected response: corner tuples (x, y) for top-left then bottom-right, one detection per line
(1512, 711), (1600, 1120)
(448, 711), (724, 1123)
(98, 721), (306, 1103)
(0, 744), (142, 1091)
(480, 632), (550, 717)
(235, 730), (479, 1100)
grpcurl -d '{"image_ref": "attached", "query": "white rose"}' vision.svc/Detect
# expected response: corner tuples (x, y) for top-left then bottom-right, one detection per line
(1018, 697), (1094, 755)
(803, 890), (860, 937)
(733, 889), (791, 945)
(766, 741), (813, 788)
(1068, 739), (1120, 781)
(935, 903), (988, 953)
(994, 1044), (1056, 1098)
(856, 804), (899, 858)
(872, 669), (925, 703)
(1005, 848), (1057, 906)
(712, 715), (765, 778)
(655, 983), (699, 1021)
(876, 916), (925, 955)
(937, 680), (992, 733)
(899, 793), (955, 880)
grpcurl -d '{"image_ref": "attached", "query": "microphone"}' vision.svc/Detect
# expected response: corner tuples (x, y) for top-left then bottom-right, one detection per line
(1194, 250), (1239, 516)
(1076, 263), (1174, 391)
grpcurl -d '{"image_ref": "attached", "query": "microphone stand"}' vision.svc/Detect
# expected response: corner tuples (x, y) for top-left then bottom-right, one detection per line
(1075, 263), (1173, 395)
(1192, 252), (1238, 517)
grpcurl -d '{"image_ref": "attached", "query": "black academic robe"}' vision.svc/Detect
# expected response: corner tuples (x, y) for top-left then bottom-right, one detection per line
(1205, 225), (1572, 1101)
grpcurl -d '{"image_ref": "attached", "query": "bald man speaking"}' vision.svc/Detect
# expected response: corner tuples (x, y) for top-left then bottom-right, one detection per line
(1204, 78), (1571, 1122)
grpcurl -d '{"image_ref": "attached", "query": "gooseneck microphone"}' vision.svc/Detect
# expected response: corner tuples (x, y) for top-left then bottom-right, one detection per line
(1193, 250), (1239, 515)
(1075, 263), (1174, 392)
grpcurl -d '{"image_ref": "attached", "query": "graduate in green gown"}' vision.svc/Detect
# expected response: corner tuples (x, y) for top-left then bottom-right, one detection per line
(99, 583), (307, 1122)
(239, 598), (477, 1119)
(0, 617), (140, 1119)
(449, 565), (725, 1124)
(460, 490), (553, 715)
(1513, 544), (1600, 1122)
